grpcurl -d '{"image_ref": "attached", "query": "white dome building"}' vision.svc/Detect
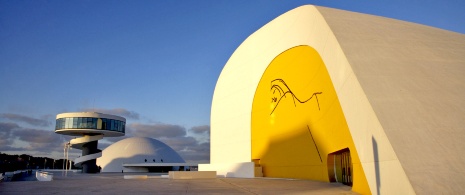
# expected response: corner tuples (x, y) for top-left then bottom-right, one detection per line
(97, 137), (186, 172)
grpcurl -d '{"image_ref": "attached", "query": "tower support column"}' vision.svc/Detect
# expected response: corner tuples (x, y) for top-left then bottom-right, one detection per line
(81, 140), (100, 173)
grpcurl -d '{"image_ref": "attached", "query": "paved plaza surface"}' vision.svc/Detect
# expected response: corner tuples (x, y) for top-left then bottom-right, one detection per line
(0, 171), (357, 194)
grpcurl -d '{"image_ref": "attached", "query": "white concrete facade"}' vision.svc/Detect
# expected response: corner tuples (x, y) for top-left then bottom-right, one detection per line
(201, 5), (465, 194)
(316, 6), (465, 194)
(56, 112), (126, 173)
(97, 137), (185, 172)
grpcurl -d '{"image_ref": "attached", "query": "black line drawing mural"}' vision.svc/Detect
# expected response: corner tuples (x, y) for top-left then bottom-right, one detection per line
(269, 78), (324, 164)
(307, 125), (323, 163)
(270, 78), (322, 115)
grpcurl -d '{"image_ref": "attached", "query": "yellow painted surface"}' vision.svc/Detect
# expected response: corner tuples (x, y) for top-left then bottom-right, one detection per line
(251, 45), (370, 194)
(97, 118), (102, 129)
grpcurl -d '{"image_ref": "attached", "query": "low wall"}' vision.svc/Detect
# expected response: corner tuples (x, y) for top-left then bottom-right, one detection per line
(36, 171), (53, 181)
(168, 171), (216, 179)
(199, 162), (254, 178)
(3, 170), (33, 181)
(124, 175), (148, 179)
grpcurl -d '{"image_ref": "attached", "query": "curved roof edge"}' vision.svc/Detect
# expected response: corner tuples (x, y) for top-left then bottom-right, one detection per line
(316, 6), (465, 194)
(56, 112), (126, 122)
(208, 5), (417, 194)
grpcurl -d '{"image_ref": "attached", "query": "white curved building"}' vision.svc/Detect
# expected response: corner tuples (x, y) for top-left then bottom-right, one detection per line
(55, 112), (126, 173)
(97, 137), (186, 172)
(200, 4), (465, 195)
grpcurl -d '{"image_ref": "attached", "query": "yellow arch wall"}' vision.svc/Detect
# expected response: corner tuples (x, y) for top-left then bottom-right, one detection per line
(252, 45), (369, 193)
(201, 5), (415, 194)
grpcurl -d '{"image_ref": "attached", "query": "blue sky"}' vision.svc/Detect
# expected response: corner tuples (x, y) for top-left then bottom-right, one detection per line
(1, 0), (464, 163)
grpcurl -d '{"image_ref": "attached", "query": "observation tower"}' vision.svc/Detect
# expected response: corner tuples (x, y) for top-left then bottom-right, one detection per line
(55, 112), (126, 173)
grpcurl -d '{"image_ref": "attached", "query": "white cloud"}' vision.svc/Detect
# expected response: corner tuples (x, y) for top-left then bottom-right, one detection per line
(12, 128), (64, 152)
(177, 142), (210, 163)
(1, 116), (210, 163)
(0, 121), (65, 154)
(188, 125), (210, 144)
(80, 108), (140, 120)
(0, 122), (19, 149)
(190, 125), (210, 134)
(158, 136), (197, 151)
(130, 123), (186, 138)
(0, 113), (51, 127)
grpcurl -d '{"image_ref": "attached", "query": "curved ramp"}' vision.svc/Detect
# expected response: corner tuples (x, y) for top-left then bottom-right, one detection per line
(70, 134), (103, 171)
(70, 134), (103, 149)
(74, 152), (102, 167)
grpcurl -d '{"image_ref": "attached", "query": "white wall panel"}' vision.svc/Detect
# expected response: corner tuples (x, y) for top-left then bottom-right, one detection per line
(202, 5), (416, 194)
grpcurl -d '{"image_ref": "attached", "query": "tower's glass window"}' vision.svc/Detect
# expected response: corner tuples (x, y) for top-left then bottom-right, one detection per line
(55, 116), (125, 133)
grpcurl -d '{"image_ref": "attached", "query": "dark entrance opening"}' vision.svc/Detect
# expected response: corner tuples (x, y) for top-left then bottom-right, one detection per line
(327, 148), (352, 186)
(147, 166), (172, 173)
